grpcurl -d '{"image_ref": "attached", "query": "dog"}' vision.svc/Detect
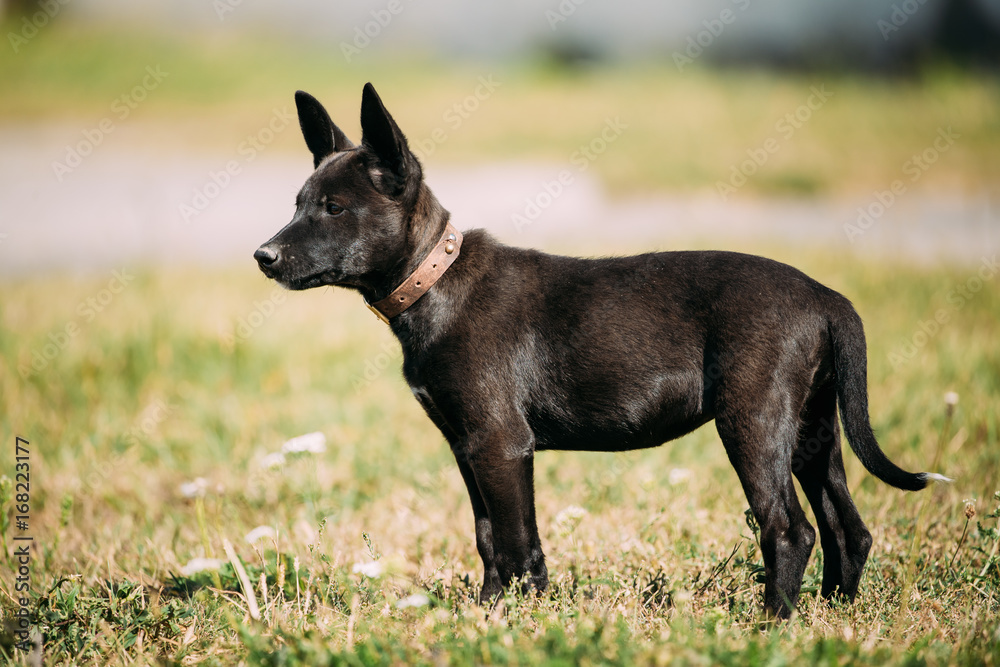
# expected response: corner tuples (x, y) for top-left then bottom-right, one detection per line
(255, 83), (948, 619)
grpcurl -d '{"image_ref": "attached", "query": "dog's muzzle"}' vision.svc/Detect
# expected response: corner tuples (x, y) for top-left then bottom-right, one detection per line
(254, 245), (279, 273)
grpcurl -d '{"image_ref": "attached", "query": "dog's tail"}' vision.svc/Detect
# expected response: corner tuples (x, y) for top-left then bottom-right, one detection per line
(828, 301), (951, 491)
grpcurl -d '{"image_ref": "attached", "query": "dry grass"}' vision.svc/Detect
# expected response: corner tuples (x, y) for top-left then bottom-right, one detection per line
(0, 242), (997, 664)
(1, 21), (998, 665)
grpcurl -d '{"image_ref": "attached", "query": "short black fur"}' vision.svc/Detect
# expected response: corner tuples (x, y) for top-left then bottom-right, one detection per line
(255, 84), (944, 619)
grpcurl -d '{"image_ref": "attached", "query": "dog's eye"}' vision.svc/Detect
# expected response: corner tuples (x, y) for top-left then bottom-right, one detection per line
(326, 202), (345, 216)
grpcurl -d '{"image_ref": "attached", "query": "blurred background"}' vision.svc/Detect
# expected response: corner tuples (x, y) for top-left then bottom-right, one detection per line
(0, 0), (997, 274)
(1, 4), (999, 662)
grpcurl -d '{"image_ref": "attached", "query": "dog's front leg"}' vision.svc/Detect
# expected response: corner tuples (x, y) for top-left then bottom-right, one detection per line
(459, 432), (548, 603)
(454, 455), (503, 601)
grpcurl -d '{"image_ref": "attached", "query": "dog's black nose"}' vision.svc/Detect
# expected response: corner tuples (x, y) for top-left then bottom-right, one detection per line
(254, 245), (279, 267)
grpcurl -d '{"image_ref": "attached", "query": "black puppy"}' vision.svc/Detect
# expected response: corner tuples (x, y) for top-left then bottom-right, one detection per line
(255, 83), (947, 619)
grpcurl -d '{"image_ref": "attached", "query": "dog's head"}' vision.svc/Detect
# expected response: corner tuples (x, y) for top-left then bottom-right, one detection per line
(254, 83), (426, 292)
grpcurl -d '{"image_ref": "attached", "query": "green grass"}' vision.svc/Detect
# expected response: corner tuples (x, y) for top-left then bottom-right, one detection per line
(1, 23), (998, 196)
(2, 20), (998, 664)
(0, 245), (998, 665)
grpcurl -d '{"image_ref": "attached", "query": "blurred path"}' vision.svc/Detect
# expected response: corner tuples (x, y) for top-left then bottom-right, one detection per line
(0, 125), (996, 278)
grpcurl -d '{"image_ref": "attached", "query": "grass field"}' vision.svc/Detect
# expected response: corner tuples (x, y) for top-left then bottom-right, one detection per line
(2, 20), (999, 666)
(1, 245), (998, 664)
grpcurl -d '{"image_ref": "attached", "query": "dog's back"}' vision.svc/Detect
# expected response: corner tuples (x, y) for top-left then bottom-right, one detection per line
(257, 84), (946, 619)
(402, 234), (842, 452)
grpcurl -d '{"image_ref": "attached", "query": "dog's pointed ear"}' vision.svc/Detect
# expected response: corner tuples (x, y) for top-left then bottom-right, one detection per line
(295, 90), (354, 169)
(360, 82), (421, 200)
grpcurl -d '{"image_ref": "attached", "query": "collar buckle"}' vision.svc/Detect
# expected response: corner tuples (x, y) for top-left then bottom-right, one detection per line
(364, 299), (391, 325)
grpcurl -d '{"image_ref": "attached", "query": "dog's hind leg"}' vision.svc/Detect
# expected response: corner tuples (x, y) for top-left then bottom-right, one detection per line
(715, 386), (817, 619)
(792, 383), (873, 601)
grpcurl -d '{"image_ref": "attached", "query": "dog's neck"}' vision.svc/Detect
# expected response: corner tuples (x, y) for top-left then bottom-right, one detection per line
(365, 220), (461, 323)
(402, 187), (451, 282)
(359, 185), (451, 304)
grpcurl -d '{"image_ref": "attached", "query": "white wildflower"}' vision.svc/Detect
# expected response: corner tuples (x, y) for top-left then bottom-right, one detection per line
(179, 477), (209, 498)
(281, 431), (327, 455)
(944, 391), (959, 406)
(668, 468), (693, 485)
(244, 525), (277, 544)
(396, 593), (430, 609)
(555, 505), (588, 524)
(260, 452), (286, 469)
(180, 557), (224, 576)
(352, 560), (384, 578)
(554, 505), (588, 538)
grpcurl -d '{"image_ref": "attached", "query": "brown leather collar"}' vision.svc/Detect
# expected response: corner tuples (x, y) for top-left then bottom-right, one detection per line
(365, 221), (463, 324)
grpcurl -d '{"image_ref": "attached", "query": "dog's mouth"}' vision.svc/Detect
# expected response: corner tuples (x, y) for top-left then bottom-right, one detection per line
(256, 262), (278, 280)
(275, 269), (340, 291)
(254, 244), (345, 291)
